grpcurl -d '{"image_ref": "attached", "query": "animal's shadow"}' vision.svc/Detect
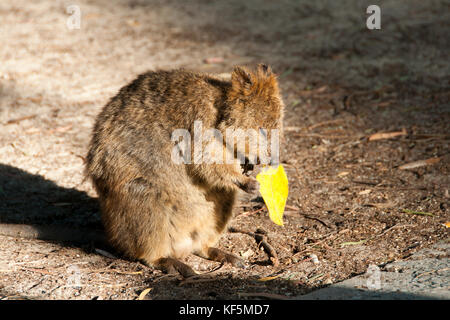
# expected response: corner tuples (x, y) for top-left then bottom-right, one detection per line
(0, 163), (104, 245)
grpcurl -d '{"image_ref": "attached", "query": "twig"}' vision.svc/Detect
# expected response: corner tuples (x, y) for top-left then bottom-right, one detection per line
(283, 206), (331, 228)
(398, 157), (441, 170)
(340, 239), (368, 247)
(21, 267), (53, 275)
(307, 273), (325, 282)
(283, 126), (303, 132)
(340, 224), (414, 247)
(229, 228), (279, 266)
(256, 234), (279, 266)
(301, 214), (331, 228)
(368, 128), (407, 141)
(402, 209), (434, 217)
(292, 229), (349, 258)
(352, 179), (381, 186)
(307, 119), (345, 131)
(240, 207), (265, 217)
(293, 133), (358, 140)
(376, 224), (414, 238)
(6, 114), (37, 125)
(93, 283), (127, 288)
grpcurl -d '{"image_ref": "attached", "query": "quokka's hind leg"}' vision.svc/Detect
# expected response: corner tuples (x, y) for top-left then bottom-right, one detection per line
(150, 257), (197, 278)
(195, 247), (245, 268)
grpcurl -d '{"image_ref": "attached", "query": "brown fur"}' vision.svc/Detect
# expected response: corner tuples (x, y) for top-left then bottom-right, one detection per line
(86, 64), (284, 275)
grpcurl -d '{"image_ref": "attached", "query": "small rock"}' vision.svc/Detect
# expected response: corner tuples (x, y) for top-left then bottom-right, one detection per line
(240, 249), (254, 259)
(309, 253), (320, 265)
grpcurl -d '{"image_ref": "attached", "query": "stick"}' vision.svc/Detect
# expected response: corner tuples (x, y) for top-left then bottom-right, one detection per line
(6, 114), (37, 125)
(229, 227), (279, 266)
(368, 128), (407, 141)
(293, 133), (356, 140)
(307, 119), (345, 131)
(398, 157), (441, 170)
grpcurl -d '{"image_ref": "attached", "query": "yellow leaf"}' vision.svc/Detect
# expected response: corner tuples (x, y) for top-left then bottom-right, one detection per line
(444, 222), (450, 228)
(256, 165), (289, 226)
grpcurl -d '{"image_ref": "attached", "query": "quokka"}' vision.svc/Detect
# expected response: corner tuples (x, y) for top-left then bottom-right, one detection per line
(86, 64), (284, 277)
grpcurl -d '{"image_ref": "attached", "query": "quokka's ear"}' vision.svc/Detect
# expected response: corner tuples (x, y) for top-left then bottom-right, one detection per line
(254, 63), (279, 98)
(257, 63), (272, 75)
(231, 66), (252, 88)
(229, 64), (279, 101)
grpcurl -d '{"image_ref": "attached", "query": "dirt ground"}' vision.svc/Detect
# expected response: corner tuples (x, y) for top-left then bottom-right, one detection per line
(0, 0), (448, 300)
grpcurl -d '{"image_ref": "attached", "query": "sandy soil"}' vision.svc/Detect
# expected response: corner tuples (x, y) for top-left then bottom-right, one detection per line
(0, 0), (448, 300)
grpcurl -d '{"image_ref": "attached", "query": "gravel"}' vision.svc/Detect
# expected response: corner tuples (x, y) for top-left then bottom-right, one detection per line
(296, 240), (449, 300)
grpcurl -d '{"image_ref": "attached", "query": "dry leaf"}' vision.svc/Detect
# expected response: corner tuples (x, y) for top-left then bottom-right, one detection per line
(443, 222), (450, 228)
(358, 189), (372, 195)
(138, 288), (152, 300)
(368, 128), (407, 141)
(398, 157), (441, 170)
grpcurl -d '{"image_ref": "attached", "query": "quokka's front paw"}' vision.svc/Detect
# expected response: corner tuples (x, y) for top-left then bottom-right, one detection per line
(239, 177), (260, 194)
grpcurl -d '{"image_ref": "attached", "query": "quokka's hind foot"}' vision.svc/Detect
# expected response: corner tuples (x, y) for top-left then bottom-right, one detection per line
(153, 257), (197, 278)
(198, 247), (246, 268)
